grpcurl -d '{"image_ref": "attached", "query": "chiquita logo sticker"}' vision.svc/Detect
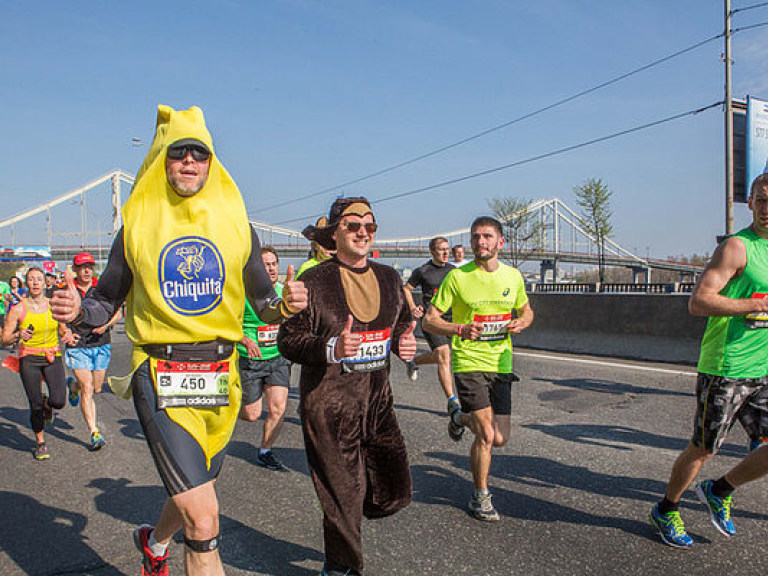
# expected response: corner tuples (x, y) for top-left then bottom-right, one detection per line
(158, 236), (225, 316)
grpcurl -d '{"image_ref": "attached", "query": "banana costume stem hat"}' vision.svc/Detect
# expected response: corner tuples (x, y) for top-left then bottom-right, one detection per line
(302, 197), (374, 250)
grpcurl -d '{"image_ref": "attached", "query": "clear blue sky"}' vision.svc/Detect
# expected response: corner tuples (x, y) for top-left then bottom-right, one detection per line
(2, 1), (768, 259)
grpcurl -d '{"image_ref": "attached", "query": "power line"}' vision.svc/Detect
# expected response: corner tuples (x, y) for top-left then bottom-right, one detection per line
(732, 2), (768, 14)
(275, 102), (722, 226)
(257, 32), (724, 215)
(733, 19), (768, 32)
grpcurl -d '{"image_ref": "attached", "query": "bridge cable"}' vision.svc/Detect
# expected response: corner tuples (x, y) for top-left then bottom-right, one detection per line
(254, 32), (724, 215)
(275, 101), (723, 226)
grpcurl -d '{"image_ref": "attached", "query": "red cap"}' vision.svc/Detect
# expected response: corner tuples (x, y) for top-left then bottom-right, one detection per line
(73, 252), (95, 266)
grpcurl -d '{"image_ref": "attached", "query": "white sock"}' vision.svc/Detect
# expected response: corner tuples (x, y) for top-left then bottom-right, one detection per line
(148, 530), (168, 557)
(259, 448), (270, 457)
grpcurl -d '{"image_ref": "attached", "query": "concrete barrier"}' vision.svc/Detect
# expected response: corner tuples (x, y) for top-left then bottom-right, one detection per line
(514, 293), (707, 365)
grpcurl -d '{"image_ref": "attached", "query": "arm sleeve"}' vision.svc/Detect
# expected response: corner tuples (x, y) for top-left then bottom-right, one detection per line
(79, 227), (132, 327)
(276, 284), (329, 366)
(243, 226), (283, 325)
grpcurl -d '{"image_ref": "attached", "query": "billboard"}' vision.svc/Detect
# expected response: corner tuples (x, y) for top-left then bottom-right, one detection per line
(0, 246), (52, 261)
(747, 96), (768, 193)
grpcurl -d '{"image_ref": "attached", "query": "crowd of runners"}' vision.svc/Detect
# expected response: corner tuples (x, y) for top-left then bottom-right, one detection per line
(4, 104), (768, 575)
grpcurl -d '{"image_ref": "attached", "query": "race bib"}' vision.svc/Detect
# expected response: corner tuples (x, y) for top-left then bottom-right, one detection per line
(746, 293), (768, 329)
(474, 313), (512, 342)
(155, 360), (229, 408)
(257, 324), (279, 347)
(342, 328), (391, 373)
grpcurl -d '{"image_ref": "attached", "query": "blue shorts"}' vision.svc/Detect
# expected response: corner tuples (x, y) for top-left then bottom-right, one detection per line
(65, 345), (112, 371)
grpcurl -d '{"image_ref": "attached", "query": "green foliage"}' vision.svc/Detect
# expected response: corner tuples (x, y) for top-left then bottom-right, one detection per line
(573, 177), (614, 283)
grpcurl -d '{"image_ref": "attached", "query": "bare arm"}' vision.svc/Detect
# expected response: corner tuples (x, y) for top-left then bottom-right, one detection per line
(403, 283), (423, 318)
(1, 305), (22, 346)
(689, 236), (768, 317)
(423, 304), (483, 340)
(508, 301), (534, 334)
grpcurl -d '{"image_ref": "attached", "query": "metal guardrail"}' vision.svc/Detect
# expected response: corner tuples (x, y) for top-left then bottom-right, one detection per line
(530, 282), (694, 294)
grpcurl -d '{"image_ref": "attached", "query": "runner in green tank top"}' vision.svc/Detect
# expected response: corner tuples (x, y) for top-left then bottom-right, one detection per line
(650, 173), (768, 548)
(237, 245), (292, 471)
(424, 216), (533, 522)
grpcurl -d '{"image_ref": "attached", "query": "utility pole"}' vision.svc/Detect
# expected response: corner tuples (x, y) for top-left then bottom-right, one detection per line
(725, 0), (734, 236)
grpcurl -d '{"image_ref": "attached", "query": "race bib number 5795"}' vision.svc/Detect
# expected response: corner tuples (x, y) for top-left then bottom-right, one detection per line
(473, 313), (512, 342)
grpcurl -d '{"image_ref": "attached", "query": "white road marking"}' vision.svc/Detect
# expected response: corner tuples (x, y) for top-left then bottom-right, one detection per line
(515, 351), (697, 377)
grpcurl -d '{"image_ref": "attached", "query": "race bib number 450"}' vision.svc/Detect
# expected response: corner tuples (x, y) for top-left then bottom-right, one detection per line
(155, 360), (229, 408)
(474, 313), (512, 342)
(746, 293), (768, 329)
(342, 328), (391, 373)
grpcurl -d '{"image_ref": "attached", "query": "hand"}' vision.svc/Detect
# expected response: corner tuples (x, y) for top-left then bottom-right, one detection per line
(282, 265), (308, 313)
(50, 269), (82, 324)
(335, 314), (362, 359)
(60, 329), (79, 346)
(241, 336), (262, 359)
(398, 321), (418, 361)
(411, 305), (424, 319)
(19, 326), (34, 342)
(458, 322), (484, 341)
(92, 325), (108, 335)
(507, 318), (530, 334)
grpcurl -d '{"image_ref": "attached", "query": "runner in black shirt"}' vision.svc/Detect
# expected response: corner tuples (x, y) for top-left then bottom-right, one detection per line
(403, 236), (459, 413)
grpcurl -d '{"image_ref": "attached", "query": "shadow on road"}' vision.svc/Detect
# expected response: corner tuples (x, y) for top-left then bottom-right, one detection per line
(227, 440), (310, 475)
(0, 406), (83, 454)
(0, 491), (121, 575)
(86, 477), (321, 575)
(534, 376), (694, 399)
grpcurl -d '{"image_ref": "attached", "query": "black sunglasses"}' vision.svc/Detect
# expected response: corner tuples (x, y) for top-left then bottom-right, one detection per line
(340, 222), (378, 234)
(167, 145), (211, 162)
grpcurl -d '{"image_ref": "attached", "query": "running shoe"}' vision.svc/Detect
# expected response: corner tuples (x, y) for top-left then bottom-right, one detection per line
(257, 450), (285, 471)
(89, 429), (106, 452)
(468, 491), (500, 522)
(405, 361), (419, 381)
(67, 376), (80, 407)
(696, 480), (735, 537)
(33, 442), (50, 461)
(447, 401), (465, 442)
(42, 395), (55, 427)
(133, 524), (169, 576)
(648, 504), (693, 548)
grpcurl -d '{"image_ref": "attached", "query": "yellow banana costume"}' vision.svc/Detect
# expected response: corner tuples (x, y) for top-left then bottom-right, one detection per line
(110, 104), (249, 467)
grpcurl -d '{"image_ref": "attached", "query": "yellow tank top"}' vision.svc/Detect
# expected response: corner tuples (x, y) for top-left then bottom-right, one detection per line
(19, 298), (60, 356)
(121, 105), (251, 346)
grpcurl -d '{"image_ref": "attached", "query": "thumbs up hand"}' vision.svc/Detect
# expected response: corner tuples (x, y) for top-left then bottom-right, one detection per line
(398, 320), (418, 361)
(282, 265), (308, 314)
(335, 314), (362, 359)
(50, 268), (82, 324)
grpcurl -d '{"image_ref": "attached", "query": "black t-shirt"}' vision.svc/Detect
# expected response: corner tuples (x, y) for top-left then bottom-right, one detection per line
(407, 260), (454, 319)
(70, 282), (112, 348)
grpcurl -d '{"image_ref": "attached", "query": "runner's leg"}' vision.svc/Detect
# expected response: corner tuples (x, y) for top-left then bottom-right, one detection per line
(74, 368), (98, 434)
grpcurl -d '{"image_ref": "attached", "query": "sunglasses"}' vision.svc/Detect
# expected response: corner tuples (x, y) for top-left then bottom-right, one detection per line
(340, 221), (378, 234)
(167, 145), (211, 162)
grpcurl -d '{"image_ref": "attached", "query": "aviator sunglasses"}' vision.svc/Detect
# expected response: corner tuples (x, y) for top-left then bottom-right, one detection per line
(167, 145), (211, 162)
(340, 221), (378, 234)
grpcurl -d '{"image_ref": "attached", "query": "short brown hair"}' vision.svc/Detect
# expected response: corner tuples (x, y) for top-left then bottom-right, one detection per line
(429, 237), (449, 252)
(751, 173), (768, 197)
(470, 216), (503, 237)
(261, 245), (279, 263)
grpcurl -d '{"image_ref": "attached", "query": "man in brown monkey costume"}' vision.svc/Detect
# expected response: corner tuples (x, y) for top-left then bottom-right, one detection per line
(277, 197), (417, 576)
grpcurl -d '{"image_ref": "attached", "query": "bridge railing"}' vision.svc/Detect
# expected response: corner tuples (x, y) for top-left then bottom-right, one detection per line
(530, 282), (695, 294)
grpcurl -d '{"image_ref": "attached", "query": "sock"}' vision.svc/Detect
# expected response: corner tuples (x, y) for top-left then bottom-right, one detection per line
(148, 530), (168, 557)
(448, 394), (458, 403)
(475, 488), (490, 497)
(711, 477), (735, 499)
(259, 448), (271, 457)
(657, 497), (679, 515)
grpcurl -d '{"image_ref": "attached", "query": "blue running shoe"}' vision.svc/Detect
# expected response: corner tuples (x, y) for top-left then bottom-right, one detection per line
(90, 429), (106, 452)
(67, 377), (80, 407)
(648, 504), (693, 548)
(696, 480), (735, 537)
(750, 438), (767, 452)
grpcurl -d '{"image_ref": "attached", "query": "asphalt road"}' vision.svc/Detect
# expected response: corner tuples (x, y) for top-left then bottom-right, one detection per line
(1, 329), (767, 575)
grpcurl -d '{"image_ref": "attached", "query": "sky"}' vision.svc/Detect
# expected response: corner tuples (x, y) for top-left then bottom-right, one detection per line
(2, 1), (768, 260)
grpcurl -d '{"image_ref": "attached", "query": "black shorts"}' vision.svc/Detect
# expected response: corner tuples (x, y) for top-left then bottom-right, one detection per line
(423, 327), (451, 351)
(692, 373), (768, 453)
(239, 355), (291, 406)
(454, 371), (514, 415)
(132, 361), (227, 496)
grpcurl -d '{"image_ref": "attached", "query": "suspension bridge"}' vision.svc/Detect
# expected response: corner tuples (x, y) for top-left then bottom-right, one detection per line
(0, 170), (704, 281)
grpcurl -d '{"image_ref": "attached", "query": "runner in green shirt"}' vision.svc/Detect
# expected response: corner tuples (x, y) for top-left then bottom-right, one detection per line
(237, 245), (292, 471)
(424, 216), (533, 522)
(0, 280), (10, 328)
(650, 173), (768, 548)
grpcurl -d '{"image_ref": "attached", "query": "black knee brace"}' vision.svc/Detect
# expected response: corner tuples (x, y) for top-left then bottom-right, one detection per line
(183, 533), (221, 553)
